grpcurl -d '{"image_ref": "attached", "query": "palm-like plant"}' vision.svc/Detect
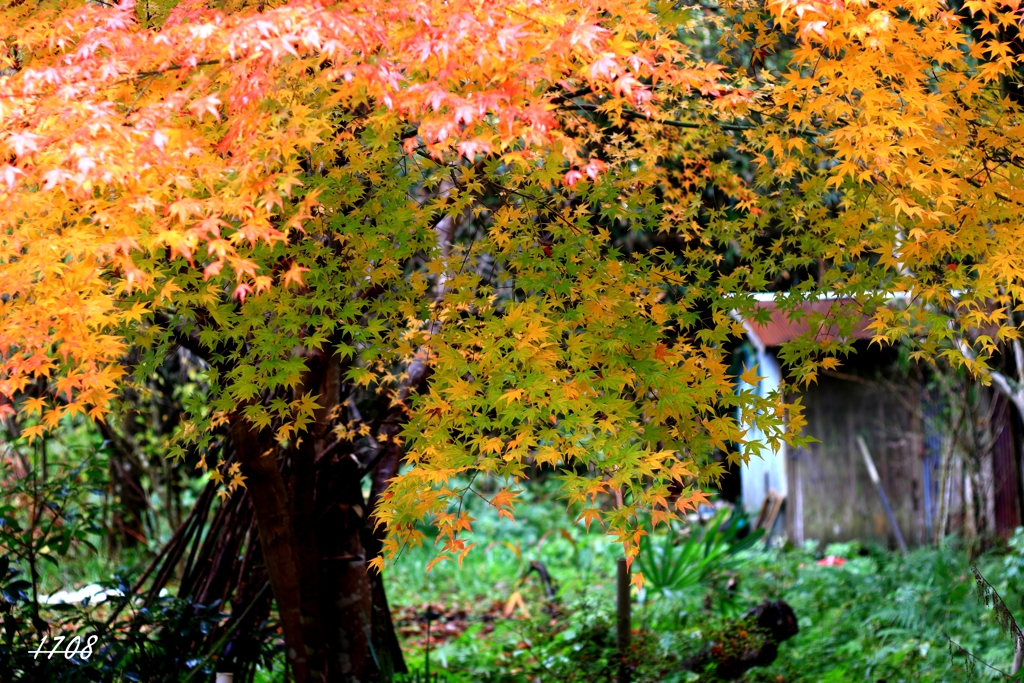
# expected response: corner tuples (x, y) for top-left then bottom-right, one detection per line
(637, 506), (764, 598)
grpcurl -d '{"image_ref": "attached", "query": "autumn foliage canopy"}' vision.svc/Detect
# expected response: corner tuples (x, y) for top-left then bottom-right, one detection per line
(1, 0), (1023, 586)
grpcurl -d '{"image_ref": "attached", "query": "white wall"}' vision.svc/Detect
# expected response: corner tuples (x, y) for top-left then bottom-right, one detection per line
(738, 343), (788, 516)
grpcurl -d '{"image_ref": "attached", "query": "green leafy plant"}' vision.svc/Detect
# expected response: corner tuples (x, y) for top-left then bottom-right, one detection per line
(0, 449), (106, 630)
(637, 506), (764, 599)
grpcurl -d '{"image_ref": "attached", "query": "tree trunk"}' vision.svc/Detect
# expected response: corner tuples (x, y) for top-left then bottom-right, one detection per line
(314, 444), (373, 678)
(230, 416), (316, 682)
(229, 350), (409, 683)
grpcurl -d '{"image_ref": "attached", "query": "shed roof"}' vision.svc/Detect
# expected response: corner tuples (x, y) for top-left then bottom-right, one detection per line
(741, 299), (875, 348)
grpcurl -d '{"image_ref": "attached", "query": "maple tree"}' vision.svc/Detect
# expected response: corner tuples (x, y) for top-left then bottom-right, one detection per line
(1, 0), (1024, 679)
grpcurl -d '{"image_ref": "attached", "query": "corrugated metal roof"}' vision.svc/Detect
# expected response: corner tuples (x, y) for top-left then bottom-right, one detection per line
(741, 299), (875, 347)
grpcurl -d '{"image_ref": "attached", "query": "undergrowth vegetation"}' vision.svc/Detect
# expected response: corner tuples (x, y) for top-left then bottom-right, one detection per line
(4, 467), (1022, 681)
(386, 480), (1024, 682)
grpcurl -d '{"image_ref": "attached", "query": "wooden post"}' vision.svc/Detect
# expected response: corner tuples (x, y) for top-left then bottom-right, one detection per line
(425, 611), (432, 682)
(617, 557), (630, 683)
(856, 435), (908, 553)
(791, 447), (805, 546)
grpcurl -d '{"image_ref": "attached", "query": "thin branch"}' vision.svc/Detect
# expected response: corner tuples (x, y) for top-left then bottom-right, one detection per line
(560, 102), (756, 132)
(957, 337), (1024, 415)
(948, 637), (1015, 679)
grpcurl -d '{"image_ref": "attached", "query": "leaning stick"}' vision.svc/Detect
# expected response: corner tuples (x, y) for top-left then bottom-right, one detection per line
(856, 435), (908, 554)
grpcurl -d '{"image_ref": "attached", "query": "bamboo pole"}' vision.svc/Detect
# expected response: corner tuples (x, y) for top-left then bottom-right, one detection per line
(856, 436), (908, 554)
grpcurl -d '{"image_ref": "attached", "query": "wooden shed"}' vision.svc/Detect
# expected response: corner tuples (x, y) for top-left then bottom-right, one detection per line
(735, 297), (1023, 548)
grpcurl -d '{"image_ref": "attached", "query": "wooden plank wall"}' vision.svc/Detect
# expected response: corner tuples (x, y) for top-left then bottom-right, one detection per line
(786, 374), (927, 548)
(993, 396), (1022, 535)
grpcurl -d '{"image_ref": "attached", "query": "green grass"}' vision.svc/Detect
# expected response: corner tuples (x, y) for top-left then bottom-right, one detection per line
(739, 541), (1012, 682)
